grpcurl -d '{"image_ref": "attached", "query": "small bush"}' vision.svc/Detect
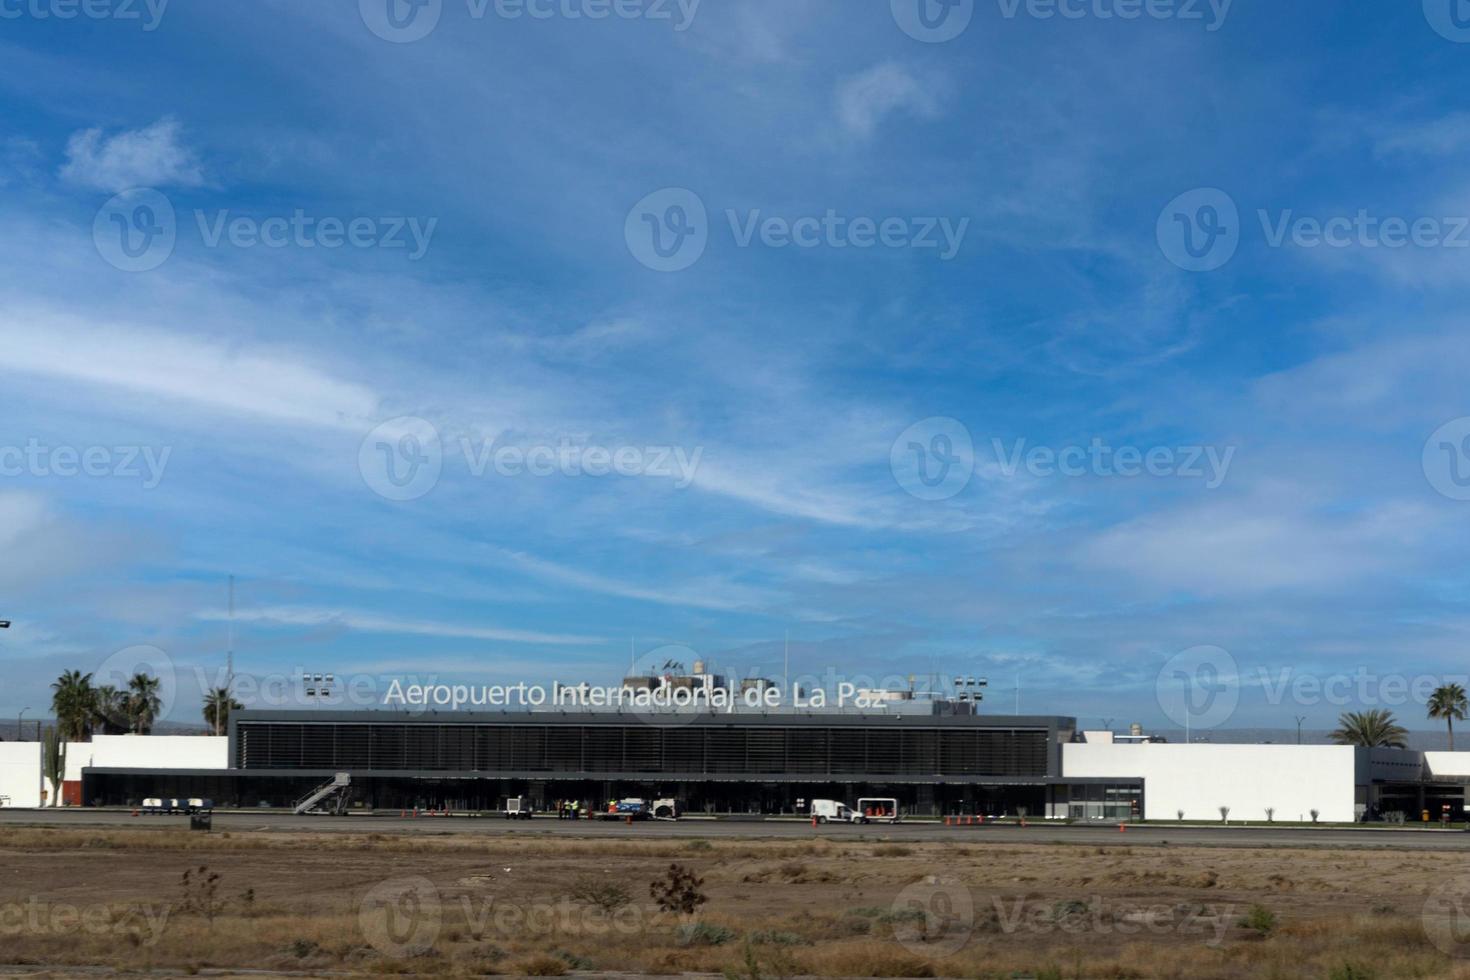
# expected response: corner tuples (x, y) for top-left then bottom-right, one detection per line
(1240, 904), (1277, 936)
(686, 839), (713, 851)
(568, 874), (633, 914)
(1328, 964), (1377, 980)
(873, 844), (912, 857)
(677, 921), (737, 947)
(554, 948), (595, 970)
(507, 953), (568, 976)
(651, 863), (708, 916)
(875, 906), (927, 925)
(747, 929), (808, 946)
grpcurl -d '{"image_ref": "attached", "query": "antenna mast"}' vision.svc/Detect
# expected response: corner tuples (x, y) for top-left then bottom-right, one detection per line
(227, 575), (235, 691)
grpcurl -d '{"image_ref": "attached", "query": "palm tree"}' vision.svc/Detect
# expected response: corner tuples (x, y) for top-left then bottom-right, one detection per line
(1428, 683), (1469, 751)
(92, 685), (129, 735)
(1331, 709), (1408, 748)
(125, 672), (162, 734)
(50, 670), (95, 742)
(202, 688), (242, 736)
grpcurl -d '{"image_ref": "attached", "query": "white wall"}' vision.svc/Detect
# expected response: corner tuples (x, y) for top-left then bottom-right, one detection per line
(0, 742), (41, 808)
(1063, 742), (1359, 823)
(85, 735), (228, 771)
(1425, 752), (1470, 778)
(59, 736), (228, 783)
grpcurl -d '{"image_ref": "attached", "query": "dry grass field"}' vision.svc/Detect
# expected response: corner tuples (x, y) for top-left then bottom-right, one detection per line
(2, 826), (1470, 978)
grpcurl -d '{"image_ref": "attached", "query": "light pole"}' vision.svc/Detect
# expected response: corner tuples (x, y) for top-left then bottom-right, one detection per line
(17, 707), (28, 742)
(1295, 715), (1307, 745)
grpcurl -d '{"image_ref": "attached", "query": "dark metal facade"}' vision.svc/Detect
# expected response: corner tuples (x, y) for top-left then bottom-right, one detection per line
(231, 710), (1070, 780)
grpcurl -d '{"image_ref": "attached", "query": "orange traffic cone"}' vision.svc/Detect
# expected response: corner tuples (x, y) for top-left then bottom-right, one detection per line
(1118, 823), (1126, 833)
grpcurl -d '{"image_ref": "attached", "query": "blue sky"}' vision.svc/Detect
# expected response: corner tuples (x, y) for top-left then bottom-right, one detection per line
(4, 0), (1470, 733)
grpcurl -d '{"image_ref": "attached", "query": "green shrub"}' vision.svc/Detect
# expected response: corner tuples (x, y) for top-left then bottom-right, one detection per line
(1240, 904), (1277, 936)
(1327, 964), (1377, 980)
(677, 922), (737, 947)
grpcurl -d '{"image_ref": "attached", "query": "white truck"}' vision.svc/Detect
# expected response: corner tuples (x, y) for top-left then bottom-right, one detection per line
(502, 796), (534, 819)
(810, 799), (866, 824)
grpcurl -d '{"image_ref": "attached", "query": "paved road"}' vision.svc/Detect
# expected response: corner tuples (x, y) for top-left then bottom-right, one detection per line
(2, 808), (1469, 849)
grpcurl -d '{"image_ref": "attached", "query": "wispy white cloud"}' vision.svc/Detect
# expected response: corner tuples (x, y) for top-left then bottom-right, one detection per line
(493, 548), (776, 613)
(834, 62), (939, 139)
(199, 605), (604, 646)
(3, 310), (381, 430)
(60, 117), (205, 192)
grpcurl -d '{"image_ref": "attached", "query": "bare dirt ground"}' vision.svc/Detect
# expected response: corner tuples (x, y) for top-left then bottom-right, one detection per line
(2, 826), (1470, 979)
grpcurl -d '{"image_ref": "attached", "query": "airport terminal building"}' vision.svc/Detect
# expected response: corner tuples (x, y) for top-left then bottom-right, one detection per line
(75, 707), (1121, 817)
(3, 667), (1469, 822)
